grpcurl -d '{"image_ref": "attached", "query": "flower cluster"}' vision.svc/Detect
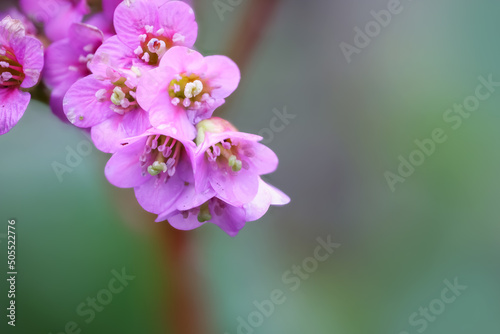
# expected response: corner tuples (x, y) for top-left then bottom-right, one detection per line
(0, 0), (289, 236)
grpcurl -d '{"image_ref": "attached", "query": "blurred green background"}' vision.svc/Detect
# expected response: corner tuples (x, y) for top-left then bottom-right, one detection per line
(1, 0), (500, 333)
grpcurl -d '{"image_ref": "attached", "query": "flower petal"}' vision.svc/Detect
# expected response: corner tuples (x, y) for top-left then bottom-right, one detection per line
(91, 115), (128, 153)
(89, 36), (139, 77)
(0, 88), (30, 135)
(204, 55), (240, 99)
(10, 35), (44, 89)
(210, 201), (247, 237)
(134, 172), (185, 214)
(114, 0), (159, 49)
(209, 166), (260, 206)
(104, 138), (150, 188)
(157, 1), (197, 47)
(244, 179), (290, 222)
(158, 46), (206, 74)
(63, 75), (116, 127)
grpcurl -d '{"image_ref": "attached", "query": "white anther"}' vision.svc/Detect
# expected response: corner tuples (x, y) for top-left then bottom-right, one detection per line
(111, 87), (126, 106)
(134, 46), (143, 56)
(184, 80), (203, 99)
(95, 89), (107, 102)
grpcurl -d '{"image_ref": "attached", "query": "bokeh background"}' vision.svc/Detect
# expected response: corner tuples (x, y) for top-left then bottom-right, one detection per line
(1, 0), (500, 333)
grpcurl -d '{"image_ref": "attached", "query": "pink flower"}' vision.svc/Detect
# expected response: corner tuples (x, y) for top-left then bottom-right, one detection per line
(0, 16), (43, 135)
(63, 64), (150, 153)
(45, 23), (104, 122)
(193, 118), (279, 206)
(113, 0), (198, 66)
(20, 0), (89, 41)
(156, 178), (290, 237)
(104, 127), (198, 215)
(137, 46), (240, 140)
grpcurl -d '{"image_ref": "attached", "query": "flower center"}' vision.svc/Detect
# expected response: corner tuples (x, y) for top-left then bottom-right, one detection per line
(0, 45), (24, 88)
(139, 135), (183, 182)
(95, 74), (138, 115)
(168, 73), (216, 110)
(206, 139), (252, 172)
(134, 25), (185, 66)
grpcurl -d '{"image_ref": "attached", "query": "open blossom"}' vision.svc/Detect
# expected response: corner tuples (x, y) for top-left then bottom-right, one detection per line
(113, 0), (197, 66)
(63, 64), (150, 153)
(194, 118), (279, 206)
(20, 0), (89, 41)
(137, 46), (240, 139)
(0, 16), (43, 135)
(156, 178), (290, 237)
(105, 127), (198, 215)
(45, 23), (104, 122)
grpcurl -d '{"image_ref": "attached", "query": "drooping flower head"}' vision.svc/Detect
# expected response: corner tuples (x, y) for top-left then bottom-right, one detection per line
(193, 117), (279, 206)
(20, 0), (89, 41)
(137, 46), (240, 139)
(45, 23), (104, 122)
(0, 16), (43, 135)
(64, 64), (150, 153)
(113, 0), (198, 66)
(105, 127), (198, 215)
(157, 178), (290, 237)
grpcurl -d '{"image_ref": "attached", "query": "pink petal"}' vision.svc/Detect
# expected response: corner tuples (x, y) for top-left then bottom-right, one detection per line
(245, 142), (279, 175)
(209, 166), (260, 207)
(157, 1), (198, 47)
(163, 210), (205, 230)
(91, 115), (128, 153)
(44, 39), (86, 90)
(244, 179), (290, 222)
(49, 85), (71, 123)
(113, 0), (159, 50)
(175, 181), (215, 212)
(104, 138), (150, 188)
(204, 55), (240, 99)
(149, 105), (197, 140)
(158, 46), (206, 74)
(122, 108), (151, 138)
(134, 172), (185, 214)
(10, 35), (44, 89)
(42, 3), (89, 41)
(89, 36), (139, 77)
(136, 65), (174, 111)
(209, 201), (247, 237)
(0, 88), (30, 135)
(63, 75), (116, 127)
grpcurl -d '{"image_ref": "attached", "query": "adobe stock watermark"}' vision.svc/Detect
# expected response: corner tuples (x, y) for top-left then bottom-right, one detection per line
(258, 106), (296, 145)
(340, 0), (418, 64)
(213, 0), (245, 21)
(47, 268), (135, 334)
(385, 74), (500, 192)
(223, 236), (340, 334)
(397, 278), (467, 334)
(51, 137), (94, 183)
